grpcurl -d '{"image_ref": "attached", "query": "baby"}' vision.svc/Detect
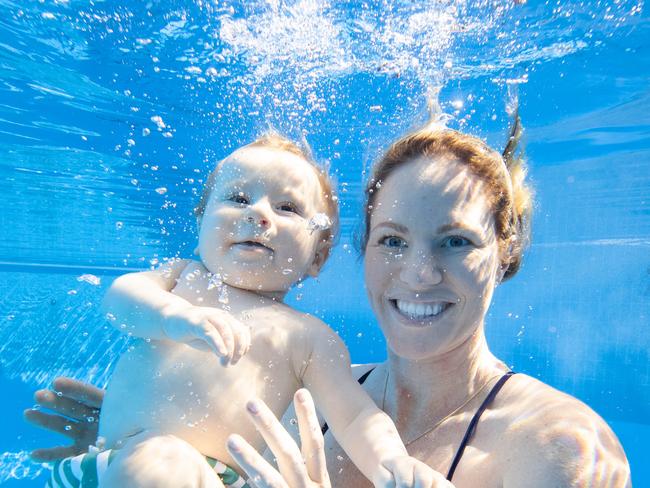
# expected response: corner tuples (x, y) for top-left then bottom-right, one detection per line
(50, 134), (425, 488)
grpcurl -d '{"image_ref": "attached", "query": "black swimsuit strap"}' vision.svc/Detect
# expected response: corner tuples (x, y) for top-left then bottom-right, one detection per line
(446, 371), (516, 481)
(321, 367), (376, 435)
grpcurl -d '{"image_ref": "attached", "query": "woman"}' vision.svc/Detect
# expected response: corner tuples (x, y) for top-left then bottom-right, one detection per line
(26, 119), (631, 487)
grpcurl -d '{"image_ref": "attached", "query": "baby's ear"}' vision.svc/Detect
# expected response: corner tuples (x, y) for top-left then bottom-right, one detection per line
(306, 241), (329, 277)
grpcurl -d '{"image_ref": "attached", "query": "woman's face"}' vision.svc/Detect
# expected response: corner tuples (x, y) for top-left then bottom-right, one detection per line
(364, 155), (504, 360)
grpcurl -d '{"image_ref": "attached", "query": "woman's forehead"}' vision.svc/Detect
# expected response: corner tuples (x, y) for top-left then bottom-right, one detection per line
(371, 157), (494, 230)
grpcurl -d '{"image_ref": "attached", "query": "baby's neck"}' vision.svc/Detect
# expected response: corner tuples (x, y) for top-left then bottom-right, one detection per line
(195, 262), (287, 307)
(230, 283), (287, 302)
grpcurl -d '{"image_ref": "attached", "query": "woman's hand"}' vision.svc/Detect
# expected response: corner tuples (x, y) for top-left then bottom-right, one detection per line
(227, 389), (331, 488)
(23, 377), (104, 461)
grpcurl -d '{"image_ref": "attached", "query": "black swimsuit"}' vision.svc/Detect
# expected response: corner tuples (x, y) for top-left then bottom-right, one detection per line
(321, 369), (516, 483)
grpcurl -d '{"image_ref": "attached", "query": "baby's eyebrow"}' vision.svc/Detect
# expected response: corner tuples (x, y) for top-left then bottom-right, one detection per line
(216, 178), (247, 192)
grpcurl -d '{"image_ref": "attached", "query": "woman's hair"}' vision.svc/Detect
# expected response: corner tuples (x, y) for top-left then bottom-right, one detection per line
(360, 115), (533, 281)
(194, 132), (340, 264)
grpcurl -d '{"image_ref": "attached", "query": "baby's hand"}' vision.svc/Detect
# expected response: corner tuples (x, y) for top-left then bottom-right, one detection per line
(377, 456), (453, 488)
(162, 305), (251, 365)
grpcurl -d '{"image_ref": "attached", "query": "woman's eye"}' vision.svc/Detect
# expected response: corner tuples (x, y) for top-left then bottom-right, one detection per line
(228, 193), (249, 205)
(278, 202), (298, 213)
(442, 236), (471, 248)
(380, 236), (407, 249)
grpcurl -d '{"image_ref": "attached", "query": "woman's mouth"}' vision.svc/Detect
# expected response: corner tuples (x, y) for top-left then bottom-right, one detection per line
(390, 299), (452, 322)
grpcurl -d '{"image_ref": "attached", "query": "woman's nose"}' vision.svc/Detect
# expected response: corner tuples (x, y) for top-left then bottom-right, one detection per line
(399, 251), (444, 288)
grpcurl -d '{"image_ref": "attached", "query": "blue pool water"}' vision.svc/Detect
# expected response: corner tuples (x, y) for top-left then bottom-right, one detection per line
(0, 0), (648, 485)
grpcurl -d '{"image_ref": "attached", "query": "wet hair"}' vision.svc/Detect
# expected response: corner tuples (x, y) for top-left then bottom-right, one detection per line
(194, 131), (340, 264)
(360, 115), (533, 281)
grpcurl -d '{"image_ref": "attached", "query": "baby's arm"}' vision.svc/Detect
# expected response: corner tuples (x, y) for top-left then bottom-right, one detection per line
(102, 259), (249, 363)
(102, 258), (191, 339)
(298, 319), (426, 487)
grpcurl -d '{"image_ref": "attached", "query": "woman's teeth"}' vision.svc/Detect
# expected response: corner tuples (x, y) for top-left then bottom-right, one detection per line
(395, 299), (447, 319)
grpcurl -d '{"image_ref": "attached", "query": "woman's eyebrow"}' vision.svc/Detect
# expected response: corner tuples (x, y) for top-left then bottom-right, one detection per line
(437, 222), (484, 237)
(371, 222), (409, 234)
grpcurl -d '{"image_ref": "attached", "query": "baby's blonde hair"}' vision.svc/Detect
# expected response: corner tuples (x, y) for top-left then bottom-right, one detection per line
(195, 132), (340, 265)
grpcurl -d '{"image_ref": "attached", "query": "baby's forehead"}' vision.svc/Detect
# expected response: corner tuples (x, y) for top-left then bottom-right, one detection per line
(217, 148), (327, 201)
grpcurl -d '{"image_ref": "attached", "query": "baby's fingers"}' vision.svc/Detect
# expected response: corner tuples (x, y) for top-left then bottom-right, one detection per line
(372, 465), (396, 488)
(200, 328), (229, 359)
(230, 322), (251, 365)
(207, 317), (235, 363)
(412, 462), (436, 488)
(391, 463), (414, 488)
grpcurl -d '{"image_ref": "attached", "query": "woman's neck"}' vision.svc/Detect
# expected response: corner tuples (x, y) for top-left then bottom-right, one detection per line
(382, 328), (507, 436)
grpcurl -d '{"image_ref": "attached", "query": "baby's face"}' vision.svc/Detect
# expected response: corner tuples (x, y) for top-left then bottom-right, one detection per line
(198, 146), (327, 294)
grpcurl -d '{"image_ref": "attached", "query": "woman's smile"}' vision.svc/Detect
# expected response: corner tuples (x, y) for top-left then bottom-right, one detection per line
(389, 298), (455, 326)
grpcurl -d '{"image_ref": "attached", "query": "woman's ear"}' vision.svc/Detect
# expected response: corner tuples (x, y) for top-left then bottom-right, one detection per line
(497, 235), (516, 283)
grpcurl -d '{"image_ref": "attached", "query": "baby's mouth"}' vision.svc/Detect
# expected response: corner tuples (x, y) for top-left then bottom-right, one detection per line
(390, 299), (453, 321)
(233, 240), (274, 254)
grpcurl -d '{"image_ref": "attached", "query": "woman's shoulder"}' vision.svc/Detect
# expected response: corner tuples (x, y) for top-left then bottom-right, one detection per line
(494, 373), (631, 487)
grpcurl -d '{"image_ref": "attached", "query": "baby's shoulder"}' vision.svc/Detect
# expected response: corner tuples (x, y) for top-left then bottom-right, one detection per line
(271, 305), (333, 336)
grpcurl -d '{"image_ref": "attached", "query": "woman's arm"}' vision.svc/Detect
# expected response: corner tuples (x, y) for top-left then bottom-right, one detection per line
(23, 377), (104, 461)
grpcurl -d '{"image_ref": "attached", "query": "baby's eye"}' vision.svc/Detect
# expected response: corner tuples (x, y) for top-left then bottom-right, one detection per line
(379, 235), (407, 249)
(228, 193), (249, 205)
(278, 202), (299, 214)
(442, 236), (471, 248)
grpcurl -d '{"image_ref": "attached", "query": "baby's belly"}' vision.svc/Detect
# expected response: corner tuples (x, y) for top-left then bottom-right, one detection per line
(99, 339), (294, 460)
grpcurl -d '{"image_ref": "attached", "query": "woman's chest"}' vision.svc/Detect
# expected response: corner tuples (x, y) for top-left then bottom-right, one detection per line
(324, 418), (507, 488)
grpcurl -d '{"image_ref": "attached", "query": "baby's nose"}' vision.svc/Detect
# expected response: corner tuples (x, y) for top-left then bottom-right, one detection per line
(246, 215), (270, 228)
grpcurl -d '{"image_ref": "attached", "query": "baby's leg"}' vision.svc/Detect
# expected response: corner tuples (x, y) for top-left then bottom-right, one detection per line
(100, 432), (224, 488)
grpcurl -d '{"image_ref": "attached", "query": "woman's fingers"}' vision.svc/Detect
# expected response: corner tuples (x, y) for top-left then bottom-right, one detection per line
(226, 434), (289, 488)
(32, 388), (99, 422)
(24, 409), (84, 438)
(294, 389), (330, 486)
(29, 445), (81, 462)
(244, 399), (309, 487)
(52, 377), (104, 409)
